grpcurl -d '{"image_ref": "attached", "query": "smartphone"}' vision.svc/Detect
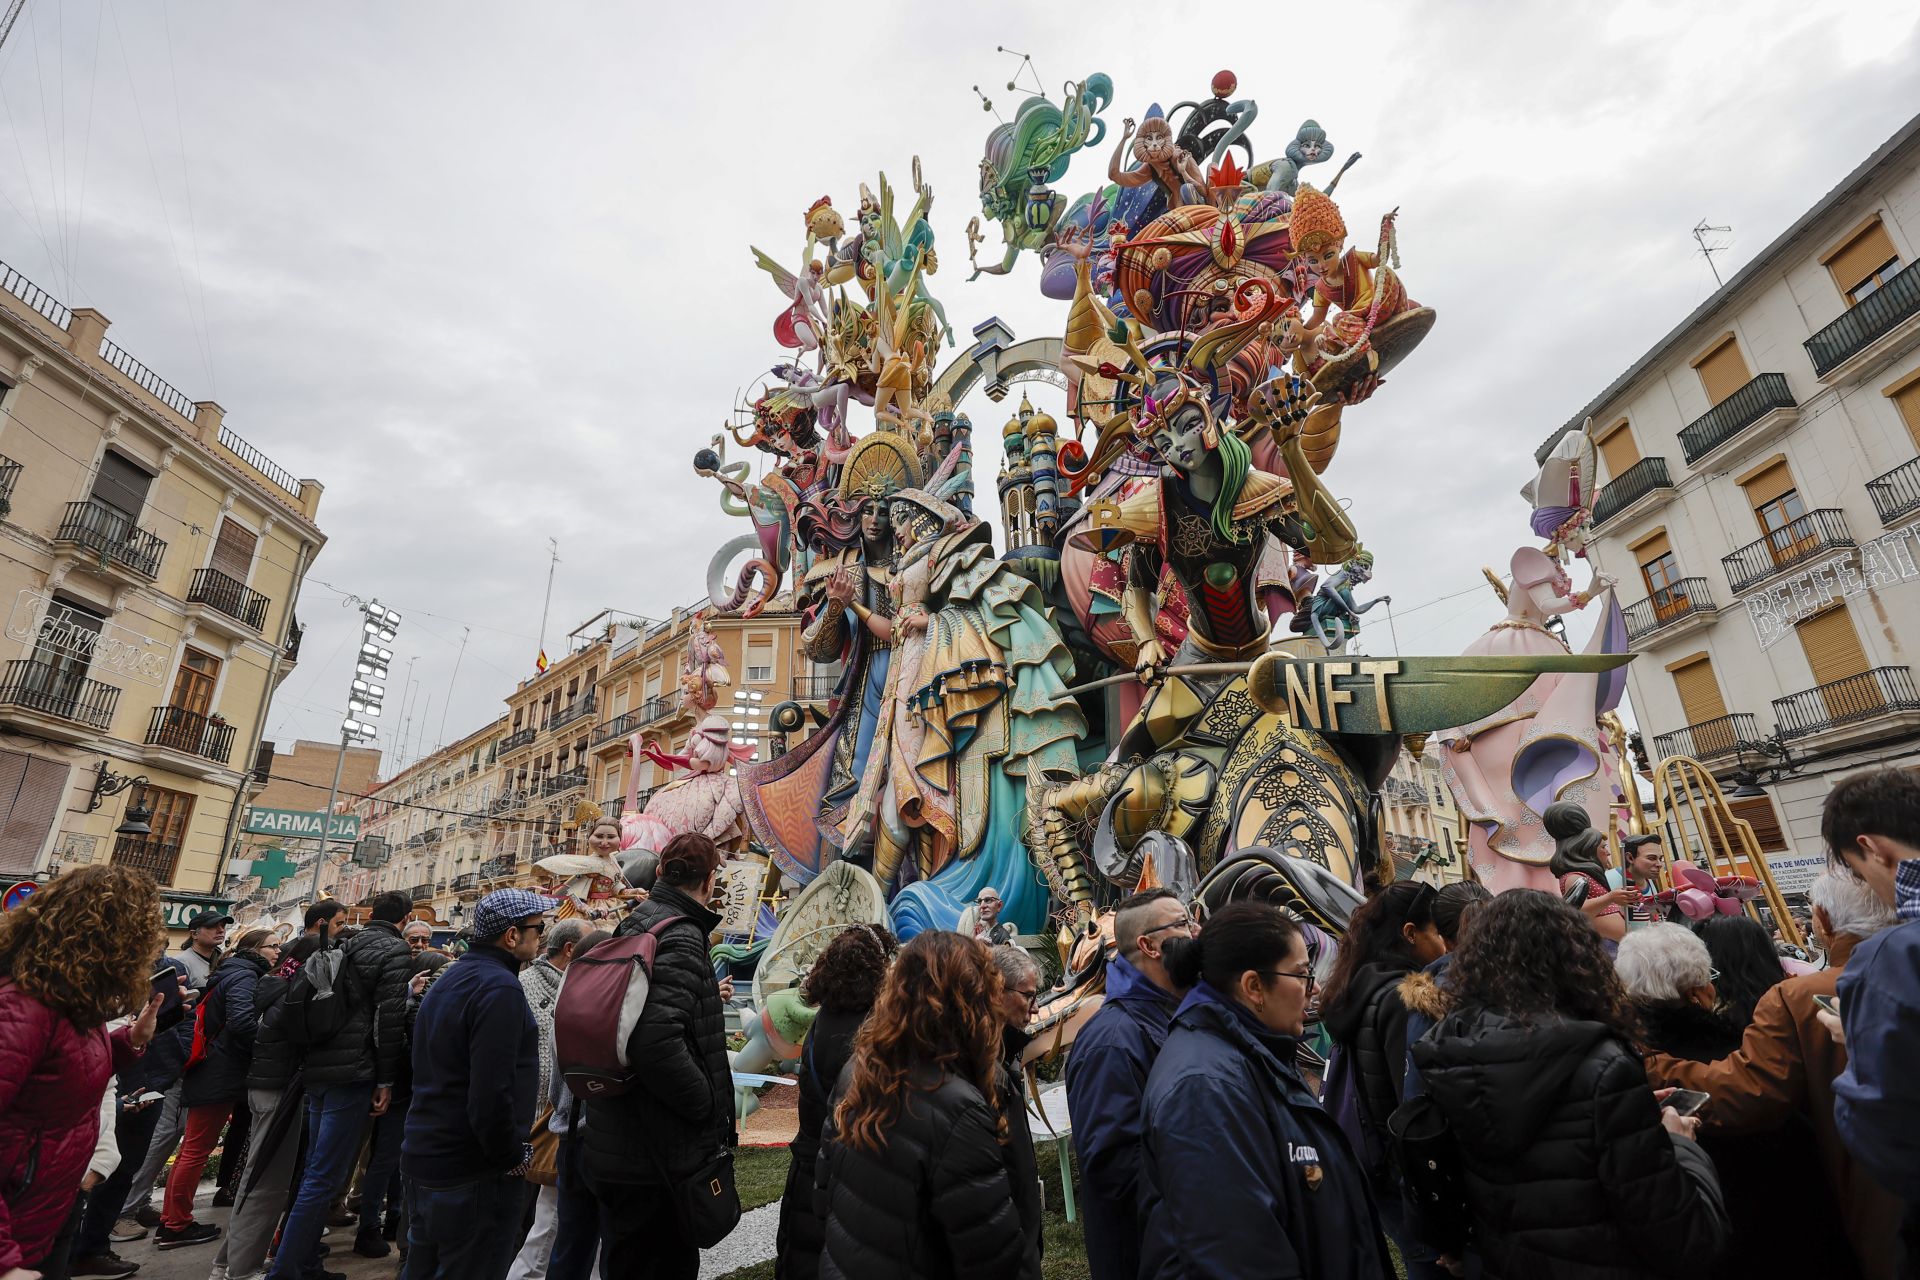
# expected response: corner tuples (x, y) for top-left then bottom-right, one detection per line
(1811, 994), (1839, 1017)
(134, 1090), (166, 1107)
(1665, 1088), (1711, 1117)
(149, 966), (183, 1016)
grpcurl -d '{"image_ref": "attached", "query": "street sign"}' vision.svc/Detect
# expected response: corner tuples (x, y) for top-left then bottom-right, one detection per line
(160, 893), (235, 930)
(241, 846), (303, 890)
(2, 882), (36, 911)
(242, 807), (360, 842)
(353, 835), (392, 869)
(1765, 850), (1825, 897)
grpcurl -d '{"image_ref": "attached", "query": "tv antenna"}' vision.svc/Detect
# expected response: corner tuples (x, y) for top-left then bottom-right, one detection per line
(1692, 220), (1733, 287)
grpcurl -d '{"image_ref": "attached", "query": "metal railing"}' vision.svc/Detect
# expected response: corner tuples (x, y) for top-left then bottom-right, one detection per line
(635, 696), (674, 724)
(98, 337), (199, 422)
(0, 659), (121, 731)
(540, 768), (588, 796)
(1867, 456), (1920, 527)
(1774, 666), (1920, 739)
(599, 795), (625, 821)
(1677, 373), (1796, 464)
(217, 425), (302, 498)
(460, 813), (487, 831)
(0, 455), (19, 508)
(422, 826), (443, 845)
(1651, 712), (1758, 762)
(499, 726), (539, 753)
(283, 618), (304, 665)
(409, 883), (436, 902)
(0, 258), (72, 328)
(187, 568), (271, 631)
(593, 712), (638, 748)
(791, 674), (841, 700)
(1622, 578), (1717, 641)
(1721, 508), (1854, 594)
(111, 837), (180, 884)
(145, 704), (236, 764)
(633, 784), (661, 811)
(451, 872), (478, 892)
(479, 855), (517, 880)
(549, 694), (597, 734)
(55, 497), (167, 579)
(490, 790), (525, 815)
(1591, 457), (1674, 527)
(1805, 262), (1920, 376)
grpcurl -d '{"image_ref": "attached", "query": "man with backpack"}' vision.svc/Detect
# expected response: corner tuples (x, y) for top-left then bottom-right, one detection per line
(401, 888), (547, 1279)
(265, 891), (414, 1280)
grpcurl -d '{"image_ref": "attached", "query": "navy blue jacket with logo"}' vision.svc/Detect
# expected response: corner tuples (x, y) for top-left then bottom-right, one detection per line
(401, 943), (538, 1184)
(1139, 982), (1394, 1280)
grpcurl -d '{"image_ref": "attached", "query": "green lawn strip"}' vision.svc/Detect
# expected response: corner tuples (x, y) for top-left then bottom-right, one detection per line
(735, 1144), (793, 1212)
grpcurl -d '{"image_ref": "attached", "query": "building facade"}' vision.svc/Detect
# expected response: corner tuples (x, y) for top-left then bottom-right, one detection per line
(0, 257), (325, 925)
(1381, 744), (1464, 885)
(225, 737), (382, 924)
(1536, 113), (1920, 860)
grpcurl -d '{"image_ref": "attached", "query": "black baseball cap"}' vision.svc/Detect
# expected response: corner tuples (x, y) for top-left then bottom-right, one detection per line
(186, 910), (235, 931)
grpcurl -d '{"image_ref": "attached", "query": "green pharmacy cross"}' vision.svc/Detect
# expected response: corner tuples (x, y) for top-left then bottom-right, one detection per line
(250, 846), (301, 890)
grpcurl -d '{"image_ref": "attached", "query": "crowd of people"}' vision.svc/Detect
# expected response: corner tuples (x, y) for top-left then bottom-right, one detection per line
(0, 774), (1914, 1280)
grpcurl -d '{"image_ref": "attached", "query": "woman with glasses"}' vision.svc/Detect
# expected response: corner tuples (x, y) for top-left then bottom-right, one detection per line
(1138, 902), (1394, 1279)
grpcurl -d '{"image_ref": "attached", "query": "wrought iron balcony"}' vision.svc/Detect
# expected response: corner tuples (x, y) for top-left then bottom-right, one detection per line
(1651, 712), (1759, 762)
(283, 617), (304, 665)
(549, 694), (597, 734)
(54, 497), (167, 580)
(593, 712), (639, 748)
(633, 784), (661, 811)
(111, 837), (181, 884)
(478, 855), (516, 880)
(792, 674), (841, 701)
(635, 696), (674, 724)
(499, 726), (539, 753)
(490, 790), (525, 815)
(451, 872), (478, 892)
(1591, 457), (1675, 528)
(1867, 456), (1920, 527)
(0, 455), (19, 511)
(1721, 509), (1854, 595)
(460, 813), (487, 831)
(1774, 666), (1920, 740)
(145, 704), (236, 764)
(1677, 374), (1797, 464)
(186, 568), (271, 631)
(0, 659), (121, 732)
(1622, 578), (1717, 642)
(1804, 262), (1920, 377)
(540, 767), (588, 797)
(600, 795), (625, 821)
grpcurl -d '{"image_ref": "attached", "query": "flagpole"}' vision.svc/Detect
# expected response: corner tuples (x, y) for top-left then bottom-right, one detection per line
(537, 538), (560, 670)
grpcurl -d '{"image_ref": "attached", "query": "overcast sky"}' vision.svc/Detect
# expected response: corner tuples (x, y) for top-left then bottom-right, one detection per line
(3, 1), (1917, 776)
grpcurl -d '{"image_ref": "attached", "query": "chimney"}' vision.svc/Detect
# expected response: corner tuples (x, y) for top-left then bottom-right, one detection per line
(66, 309), (110, 361)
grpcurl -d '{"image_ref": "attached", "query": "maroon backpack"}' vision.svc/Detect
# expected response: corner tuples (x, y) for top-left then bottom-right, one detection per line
(552, 915), (685, 1099)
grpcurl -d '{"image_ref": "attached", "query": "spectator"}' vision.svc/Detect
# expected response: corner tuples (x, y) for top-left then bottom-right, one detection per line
(1657, 878), (1903, 1276)
(176, 911), (232, 993)
(1414, 890), (1728, 1278)
(0, 866), (167, 1277)
(1064, 888), (1196, 1280)
(1692, 914), (1786, 1032)
(967, 889), (1014, 946)
(544, 929), (613, 1280)
(816, 930), (1035, 1279)
(1138, 901), (1392, 1279)
(401, 889), (546, 1279)
(154, 928), (279, 1250)
(988, 945), (1044, 1267)
(775, 924), (897, 1280)
(302, 900), (348, 944)
(582, 832), (735, 1280)
(265, 891), (413, 1280)
(404, 921), (435, 955)
(505, 916), (588, 1280)
(1821, 769), (1920, 1272)
(1607, 834), (1667, 928)
(68, 1064), (134, 1278)
(105, 954), (191, 1246)
(1397, 880), (1491, 1101)
(206, 933), (330, 1280)
(1545, 801), (1633, 947)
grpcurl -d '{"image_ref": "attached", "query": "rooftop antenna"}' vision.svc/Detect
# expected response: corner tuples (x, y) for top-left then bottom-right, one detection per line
(1692, 220), (1733, 287)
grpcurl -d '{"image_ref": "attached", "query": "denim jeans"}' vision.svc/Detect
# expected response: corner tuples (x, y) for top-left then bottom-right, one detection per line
(404, 1174), (526, 1280)
(546, 1135), (600, 1280)
(356, 1087), (409, 1236)
(264, 1082), (374, 1280)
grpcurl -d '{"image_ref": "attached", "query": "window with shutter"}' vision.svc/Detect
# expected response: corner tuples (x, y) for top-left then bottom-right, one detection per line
(1795, 605), (1878, 723)
(1888, 372), (1920, 453)
(1728, 796), (1788, 853)
(1692, 335), (1753, 407)
(1740, 460), (1812, 565)
(208, 518), (256, 584)
(171, 649), (221, 716)
(0, 750), (69, 876)
(89, 451), (153, 519)
(746, 633), (775, 683)
(1821, 217), (1904, 304)
(1596, 421), (1639, 482)
(1670, 655), (1729, 730)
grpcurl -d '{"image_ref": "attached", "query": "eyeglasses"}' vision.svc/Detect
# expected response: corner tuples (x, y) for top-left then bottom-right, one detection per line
(1258, 968), (1318, 993)
(1708, 968), (1720, 983)
(1010, 986), (1041, 1008)
(1138, 917), (1198, 941)
(517, 920), (547, 937)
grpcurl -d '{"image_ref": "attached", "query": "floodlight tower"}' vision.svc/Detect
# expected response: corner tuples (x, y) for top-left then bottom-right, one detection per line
(308, 599), (401, 900)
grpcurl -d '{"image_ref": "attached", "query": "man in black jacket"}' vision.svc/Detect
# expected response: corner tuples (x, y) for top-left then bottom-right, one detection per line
(402, 888), (545, 1280)
(990, 943), (1045, 1271)
(265, 892), (414, 1280)
(584, 833), (735, 1280)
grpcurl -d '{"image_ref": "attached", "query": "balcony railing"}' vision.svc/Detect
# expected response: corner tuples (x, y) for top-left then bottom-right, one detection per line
(55, 497), (167, 580)
(1774, 666), (1920, 740)
(1651, 712), (1758, 762)
(1591, 457), (1674, 527)
(0, 659), (120, 731)
(422, 826), (444, 845)
(490, 790), (525, 815)
(633, 784), (661, 811)
(145, 705), (236, 764)
(111, 836), (181, 884)
(0, 455), (19, 509)
(479, 855), (517, 880)
(539, 768), (588, 797)
(283, 618), (304, 665)
(499, 726), (539, 753)
(0, 257), (73, 328)
(1622, 578), (1717, 642)
(1867, 456), (1920, 527)
(593, 712), (639, 748)
(451, 872), (478, 892)
(217, 425), (302, 498)
(99, 337), (198, 422)
(1721, 509), (1854, 595)
(1804, 262), (1920, 376)
(599, 796), (625, 821)
(635, 696), (674, 724)
(549, 695), (597, 734)
(1677, 373), (1797, 464)
(187, 568), (271, 631)
(792, 674), (842, 701)
(460, 813), (487, 831)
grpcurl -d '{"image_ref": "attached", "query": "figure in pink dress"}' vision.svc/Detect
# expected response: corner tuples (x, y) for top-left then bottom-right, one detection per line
(622, 714), (753, 855)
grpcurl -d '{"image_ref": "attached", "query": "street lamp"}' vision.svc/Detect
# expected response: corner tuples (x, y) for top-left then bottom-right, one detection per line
(311, 599), (402, 900)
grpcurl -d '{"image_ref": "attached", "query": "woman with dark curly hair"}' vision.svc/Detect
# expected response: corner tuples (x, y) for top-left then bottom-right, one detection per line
(0, 865), (168, 1278)
(817, 930), (1034, 1279)
(1413, 890), (1729, 1279)
(776, 925), (897, 1280)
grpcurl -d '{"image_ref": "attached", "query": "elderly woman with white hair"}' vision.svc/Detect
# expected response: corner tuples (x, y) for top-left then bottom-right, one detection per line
(1643, 873), (1899, 1279)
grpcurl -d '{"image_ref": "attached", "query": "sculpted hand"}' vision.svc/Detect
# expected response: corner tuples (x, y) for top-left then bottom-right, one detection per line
(1121, 117), (1136, 136)
(1134, 638), (1169, 686)
(824, 569), (856, 606)
(717, 976), (736, 1002)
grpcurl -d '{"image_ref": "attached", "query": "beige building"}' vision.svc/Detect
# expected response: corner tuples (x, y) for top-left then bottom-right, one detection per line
(1381, 745), (1464, 885)
(224, 737), (382, 922)
(1535, 112), (1920, 865)
(0, 255), (325, 927)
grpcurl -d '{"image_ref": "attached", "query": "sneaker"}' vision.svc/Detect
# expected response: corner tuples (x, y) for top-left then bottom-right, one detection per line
(135, 1204), (162, 1229)
(352, 1232), (391, 1259)
(154, 1221), (223, 1250)
(212, 1186), (236, 1207)
(326, 1202), (356, 1228)
(207, 1263), (230, 1280)
(69, 1252), (140, 1277)
(109, 1217), (149, 1243)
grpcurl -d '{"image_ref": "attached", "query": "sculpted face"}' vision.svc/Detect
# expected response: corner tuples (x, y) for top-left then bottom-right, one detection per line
(1134, 119), (1176, 164)
(1149, 404), (1210, 473)
(860, 500), (891, 545)
(1302, 242), (1344, 279)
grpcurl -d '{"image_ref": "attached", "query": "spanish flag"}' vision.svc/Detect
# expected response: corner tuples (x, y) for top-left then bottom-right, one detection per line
(535, 650), (549, 674)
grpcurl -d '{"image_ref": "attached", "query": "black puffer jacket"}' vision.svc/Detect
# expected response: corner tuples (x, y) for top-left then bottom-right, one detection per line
(995, 1030), (1042, 1265)
(1322, 961), (1416, 1191)
(582, 885), (734, 1186)
(815, 1066), (1037, 1280)
(1414, 1008), (1729, 1279)
(246, 963), (300, 1092)
(777, 1006), (866, 1280)
(301, 922), (413, 1088)
(181, 950), (270, 1107)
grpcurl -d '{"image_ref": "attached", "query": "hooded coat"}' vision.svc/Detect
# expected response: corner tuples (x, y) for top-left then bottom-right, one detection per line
(1062, 953), (1178, 1280)
(1321, 960), (1416, 1191)
(776, 1004), (867, 1280)
(1139, 983), (1394, 1280)
(300, 921), (413, 1088)
(181, 949), (270, 1108)
(1414, 1008), (1728, 1279)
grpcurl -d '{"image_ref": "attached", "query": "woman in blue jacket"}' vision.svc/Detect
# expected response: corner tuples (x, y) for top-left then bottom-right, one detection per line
(1139, 902), (1394, 1280)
